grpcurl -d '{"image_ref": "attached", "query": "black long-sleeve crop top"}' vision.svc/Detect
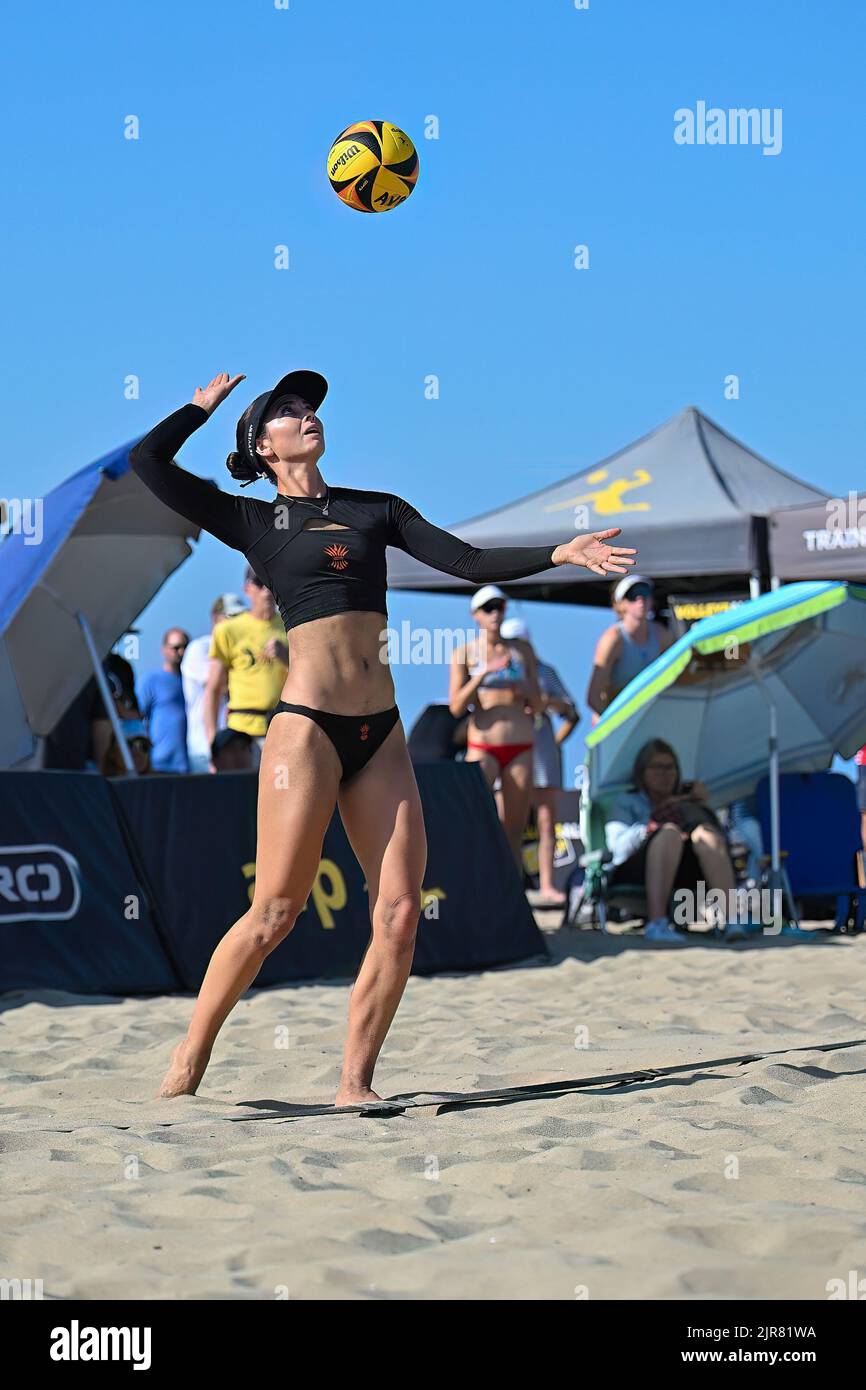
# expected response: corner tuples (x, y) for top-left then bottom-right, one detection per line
(129, 403), (558, 632)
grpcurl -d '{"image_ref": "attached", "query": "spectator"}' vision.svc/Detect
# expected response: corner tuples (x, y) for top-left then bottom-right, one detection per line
(101, 716), (152, 777)
(210, 727), (254, 772)
(139, 629), (190, 772)
(203, 566), (288, 765)
(449, 586), (540, 869)
(182, 593), (246, 773)
(43, 652), (137, 771)
(501, 617), (579, 905)
(605, 737), (739, 944)
(587, 576), (674, 724)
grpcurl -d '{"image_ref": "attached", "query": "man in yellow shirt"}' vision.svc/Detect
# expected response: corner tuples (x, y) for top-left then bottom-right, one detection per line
(202, 566), (288, 764)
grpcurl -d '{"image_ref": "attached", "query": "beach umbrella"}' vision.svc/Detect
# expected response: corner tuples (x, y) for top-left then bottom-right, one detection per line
(0, 435), (204, 769)
(585, 581), (866, 886)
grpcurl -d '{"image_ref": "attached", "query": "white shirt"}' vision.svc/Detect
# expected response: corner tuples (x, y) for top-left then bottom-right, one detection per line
(181, 633), (227, 762)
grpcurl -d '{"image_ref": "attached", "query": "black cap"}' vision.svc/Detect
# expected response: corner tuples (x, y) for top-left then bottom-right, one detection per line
(211, 728), (253, 760)
(236, 370), (329, 474)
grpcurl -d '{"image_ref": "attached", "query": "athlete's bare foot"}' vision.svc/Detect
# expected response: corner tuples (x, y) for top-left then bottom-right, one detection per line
(157, 1040), (209, 1098)
(334, 1083), (383, 1108)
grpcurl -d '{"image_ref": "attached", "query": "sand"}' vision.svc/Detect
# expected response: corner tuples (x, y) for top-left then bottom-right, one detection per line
(2, 925), (866, 1301)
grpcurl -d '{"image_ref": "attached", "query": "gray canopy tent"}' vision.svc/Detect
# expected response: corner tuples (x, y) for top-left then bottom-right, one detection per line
(386, 406), (828, 608)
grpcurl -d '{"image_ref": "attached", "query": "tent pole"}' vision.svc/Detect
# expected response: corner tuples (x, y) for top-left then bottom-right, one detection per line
(750, 664), (779, 873)
(751, 660), (789, 926)
(767, 697), (781, 875)
(76, 613), (137, 775)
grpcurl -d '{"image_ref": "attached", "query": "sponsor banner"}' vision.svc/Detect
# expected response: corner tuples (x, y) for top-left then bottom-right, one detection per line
(0, 772), (180, 993)
(110, 761), (544, 988)
(770, 497), (866, 581)
(668, 593), (745, 636)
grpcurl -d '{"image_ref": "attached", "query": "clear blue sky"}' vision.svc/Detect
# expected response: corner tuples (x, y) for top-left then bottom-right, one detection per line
(3, 0), (864, 776)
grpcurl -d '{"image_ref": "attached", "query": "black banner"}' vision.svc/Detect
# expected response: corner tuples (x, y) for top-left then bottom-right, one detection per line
(107, 760), (543, 990)
(0, 772), (180, 994)
(7, 1297), (861, 1363)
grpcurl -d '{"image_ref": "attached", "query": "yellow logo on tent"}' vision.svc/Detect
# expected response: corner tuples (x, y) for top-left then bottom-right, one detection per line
(544, 467), (653, 516)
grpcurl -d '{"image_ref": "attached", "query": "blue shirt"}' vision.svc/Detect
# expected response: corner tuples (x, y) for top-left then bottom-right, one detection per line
(139, 670), (189, 773)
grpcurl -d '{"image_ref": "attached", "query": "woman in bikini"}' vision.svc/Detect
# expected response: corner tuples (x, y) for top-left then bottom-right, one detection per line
(449, 587), (540, 868)
(131, 371), (637, 1105)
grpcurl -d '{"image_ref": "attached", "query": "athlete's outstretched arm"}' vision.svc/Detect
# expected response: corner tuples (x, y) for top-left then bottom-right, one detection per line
(129, 373), (254, 551)
(387, 496), (637, 580)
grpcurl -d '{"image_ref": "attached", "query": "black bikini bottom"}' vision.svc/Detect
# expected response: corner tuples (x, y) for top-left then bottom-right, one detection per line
(270, 701), (400, 782)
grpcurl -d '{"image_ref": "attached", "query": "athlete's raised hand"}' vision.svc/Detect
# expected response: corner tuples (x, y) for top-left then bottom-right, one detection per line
(192, 372), (247, 416)
(552, 528), (637, 576)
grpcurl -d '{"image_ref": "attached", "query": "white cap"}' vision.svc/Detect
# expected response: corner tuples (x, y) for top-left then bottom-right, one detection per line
(470, 584), (507, 612)
(500, 617), (529, 641)
(215, 592), (247, 617)
(613, 573), (653, 604)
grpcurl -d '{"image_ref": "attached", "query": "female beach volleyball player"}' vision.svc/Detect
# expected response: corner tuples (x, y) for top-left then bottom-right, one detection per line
(131, 371), (637, 1104)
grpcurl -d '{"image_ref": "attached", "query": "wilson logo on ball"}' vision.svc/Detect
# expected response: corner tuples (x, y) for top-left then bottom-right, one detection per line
(327, 120), (419, 213)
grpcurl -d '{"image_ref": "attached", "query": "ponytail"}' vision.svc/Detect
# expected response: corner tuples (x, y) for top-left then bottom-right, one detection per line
(225, 451), (276, 488)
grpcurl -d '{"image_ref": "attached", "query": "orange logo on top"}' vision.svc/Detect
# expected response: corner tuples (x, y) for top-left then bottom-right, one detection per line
(359, 723), (369, 741)
(324, 542), (349, 570)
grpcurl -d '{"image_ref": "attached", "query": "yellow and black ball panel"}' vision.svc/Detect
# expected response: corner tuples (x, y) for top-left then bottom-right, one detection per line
(339, 119), (384, 153)
(379, 120), (418, 175)
(368, 166), (414, 211)
(327, 138), (379, 189)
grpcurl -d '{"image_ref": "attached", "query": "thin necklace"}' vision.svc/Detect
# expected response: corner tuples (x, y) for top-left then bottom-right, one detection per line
(278, 482), (329, 513)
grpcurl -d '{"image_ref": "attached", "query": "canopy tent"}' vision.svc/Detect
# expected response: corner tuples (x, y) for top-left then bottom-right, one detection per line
(386, 406), (828, 607)
(770, 494), (866, 584)
(0, 434), (203, 768)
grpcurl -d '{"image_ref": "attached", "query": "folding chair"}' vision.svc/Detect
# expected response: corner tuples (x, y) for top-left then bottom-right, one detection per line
(566, 767), (647, 931)
(755, 771), (866, 933)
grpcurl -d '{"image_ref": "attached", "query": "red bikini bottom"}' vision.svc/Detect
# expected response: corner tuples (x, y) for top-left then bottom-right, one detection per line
(467, 740), (533, 772)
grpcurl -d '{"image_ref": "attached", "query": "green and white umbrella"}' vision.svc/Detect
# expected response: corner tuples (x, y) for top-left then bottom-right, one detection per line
(586, 581), (866, 881)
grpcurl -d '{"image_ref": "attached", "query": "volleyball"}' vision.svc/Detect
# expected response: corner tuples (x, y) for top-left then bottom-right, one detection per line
(327, 120), (419, 213)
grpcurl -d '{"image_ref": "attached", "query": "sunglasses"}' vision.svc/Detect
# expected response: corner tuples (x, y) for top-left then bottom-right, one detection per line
(479, 600), (505, 614)
(624, 586), (652, 601)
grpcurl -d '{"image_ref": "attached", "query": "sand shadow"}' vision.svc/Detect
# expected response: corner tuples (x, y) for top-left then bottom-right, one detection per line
(229, 1036), (866, 1123)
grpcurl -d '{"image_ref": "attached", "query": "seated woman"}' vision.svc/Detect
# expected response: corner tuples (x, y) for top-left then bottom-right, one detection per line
(604, 738), (738, 944)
